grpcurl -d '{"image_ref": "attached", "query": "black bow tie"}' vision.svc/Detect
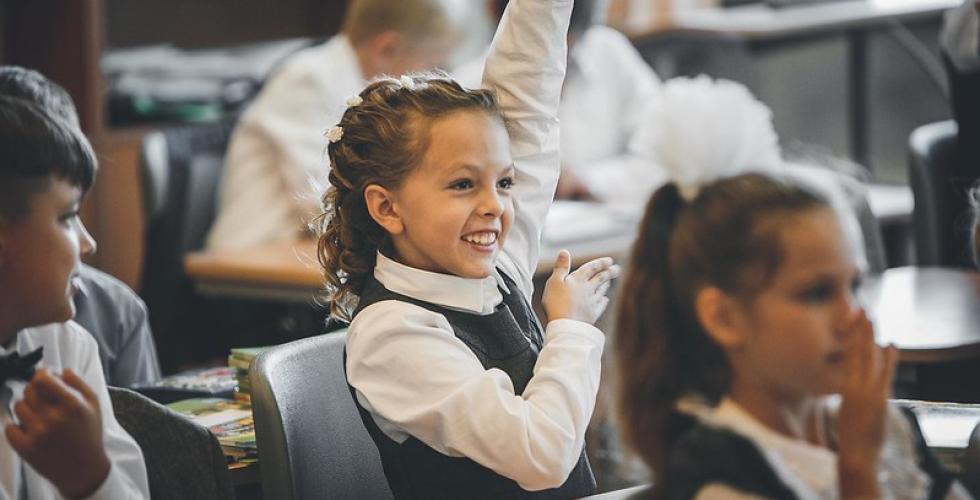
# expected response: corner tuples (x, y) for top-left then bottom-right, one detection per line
(0, 347), (43, 385)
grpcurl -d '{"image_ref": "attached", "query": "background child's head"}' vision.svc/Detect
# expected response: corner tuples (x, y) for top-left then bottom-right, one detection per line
(318, 73), (501, 320)
(0, 66), (81, 127)
(342, 0), (465, 78)
(614, 173), (852, 471)
(0, 95), (97, 339)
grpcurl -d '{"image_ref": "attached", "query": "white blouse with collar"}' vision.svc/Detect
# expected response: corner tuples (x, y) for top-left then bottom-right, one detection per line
(346, 0), (605, 492)
(679, 397), (970, 500)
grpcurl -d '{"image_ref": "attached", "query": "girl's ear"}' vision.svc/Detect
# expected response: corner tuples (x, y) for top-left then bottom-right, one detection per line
(364, 184), (404, 235)
(695, 286), (749, 350)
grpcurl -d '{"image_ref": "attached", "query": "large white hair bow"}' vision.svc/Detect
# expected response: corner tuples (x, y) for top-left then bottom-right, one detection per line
(641, 75), (783, 200)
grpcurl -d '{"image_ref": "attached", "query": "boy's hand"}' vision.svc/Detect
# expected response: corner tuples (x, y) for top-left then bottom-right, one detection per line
(5, 369), (111, 499)
(542, 250), (621, 325)
(836, 310), (897, 500)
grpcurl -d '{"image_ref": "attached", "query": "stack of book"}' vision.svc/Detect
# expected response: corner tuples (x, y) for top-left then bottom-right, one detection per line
(131, 367), (237, 404)
(168, 398), (258, 468)
(228, 347), (269, 404)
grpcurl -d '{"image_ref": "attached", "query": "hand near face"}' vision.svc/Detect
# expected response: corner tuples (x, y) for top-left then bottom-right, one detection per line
(836, 310), (897, 499)
(5, 369), (111, 499)
(542, 250), (621, 325)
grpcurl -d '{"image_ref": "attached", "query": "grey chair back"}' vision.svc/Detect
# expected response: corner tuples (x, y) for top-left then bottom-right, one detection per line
(108, 387), (234, 500)
(138, 119), (236, 372)
(250, 330), (394, 500)
(961, 421), (980, 498)
(908, 120), (974, 267)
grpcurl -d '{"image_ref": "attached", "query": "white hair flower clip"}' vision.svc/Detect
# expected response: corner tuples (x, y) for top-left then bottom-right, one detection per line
(345, 95), (363, 107)
(324, 125), (344, 144)
(399, 75), (416, 90)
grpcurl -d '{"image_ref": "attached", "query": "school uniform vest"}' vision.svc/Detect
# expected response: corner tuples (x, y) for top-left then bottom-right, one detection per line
(643, 410), (954, 500)
(348, 271), (596, 500)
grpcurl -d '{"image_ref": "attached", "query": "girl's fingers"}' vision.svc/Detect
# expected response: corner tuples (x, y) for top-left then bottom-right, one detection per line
(595, 281), (611, 298)
(877, 345), (898, 396)
(574, 257), (614, 281)
(550, 250), (571, 281)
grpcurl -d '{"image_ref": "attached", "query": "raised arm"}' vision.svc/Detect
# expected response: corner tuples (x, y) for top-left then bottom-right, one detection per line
(483, 0), (572, 298)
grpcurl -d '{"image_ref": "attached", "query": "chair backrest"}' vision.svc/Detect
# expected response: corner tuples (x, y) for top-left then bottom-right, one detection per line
(961, 421), (980, 498)
(908, 120), (974, 267)
(139, 119), (237, 372)
(108, 387), (235, 500)
(250, 330), (393, 500)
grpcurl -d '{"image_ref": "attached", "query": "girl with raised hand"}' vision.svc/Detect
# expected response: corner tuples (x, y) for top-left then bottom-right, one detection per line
(317, 0), (619, 498)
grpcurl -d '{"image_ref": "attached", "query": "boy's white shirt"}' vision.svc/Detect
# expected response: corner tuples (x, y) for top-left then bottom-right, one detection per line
(0, 321), (149, 500)
(346, 0), (605, 492)
(206, 35), (364, 251)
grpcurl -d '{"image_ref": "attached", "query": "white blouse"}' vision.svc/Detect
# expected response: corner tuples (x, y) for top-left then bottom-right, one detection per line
(346, 0), (605, 492)
(680, 397), (970, 500)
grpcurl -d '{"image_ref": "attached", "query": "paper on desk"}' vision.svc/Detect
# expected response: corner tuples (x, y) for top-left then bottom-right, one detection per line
(916, 412), (980, 449)
(542, 201), (628, 245)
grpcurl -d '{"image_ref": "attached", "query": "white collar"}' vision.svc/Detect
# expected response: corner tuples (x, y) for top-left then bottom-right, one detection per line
(373, 251), (508, 315)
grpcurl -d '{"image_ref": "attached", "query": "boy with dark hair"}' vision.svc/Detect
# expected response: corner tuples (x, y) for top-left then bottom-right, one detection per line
(0, 95), (149, 498)
(0, 66), (161, 387)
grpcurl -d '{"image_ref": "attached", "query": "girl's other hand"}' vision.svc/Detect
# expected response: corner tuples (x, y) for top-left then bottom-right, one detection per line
(542, 250), (621, 325)
(836, 309), (897, 499)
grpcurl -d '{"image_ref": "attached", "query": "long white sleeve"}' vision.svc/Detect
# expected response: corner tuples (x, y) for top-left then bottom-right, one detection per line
(486, 0), (572, 300)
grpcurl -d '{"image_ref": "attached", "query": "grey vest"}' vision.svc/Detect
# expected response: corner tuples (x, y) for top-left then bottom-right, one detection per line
(348, 270), (596, 499)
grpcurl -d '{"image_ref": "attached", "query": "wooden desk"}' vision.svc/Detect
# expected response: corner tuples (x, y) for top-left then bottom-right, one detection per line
(185, 239), (326, 303)
(627, 0), (958, 40)
(865, 267), (980, 363)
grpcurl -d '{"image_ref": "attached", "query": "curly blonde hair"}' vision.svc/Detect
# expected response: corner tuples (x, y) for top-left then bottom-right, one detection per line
(316, 72), (499, 320)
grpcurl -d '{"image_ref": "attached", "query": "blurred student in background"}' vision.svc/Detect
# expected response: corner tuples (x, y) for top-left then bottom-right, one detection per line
(208, 0), (465, 251)
(456, 0), (665, 204)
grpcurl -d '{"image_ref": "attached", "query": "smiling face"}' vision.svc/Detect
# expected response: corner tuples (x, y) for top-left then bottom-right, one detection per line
(0, 177), (96, 339)
(380, 109), (513, 278)
(727, 208), (862, 401)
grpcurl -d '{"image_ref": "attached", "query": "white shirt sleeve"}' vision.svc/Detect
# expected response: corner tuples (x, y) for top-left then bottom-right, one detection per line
(70, 323), (150, 500)
(347, 301), (603, 491)
(485, 0), (572, 300)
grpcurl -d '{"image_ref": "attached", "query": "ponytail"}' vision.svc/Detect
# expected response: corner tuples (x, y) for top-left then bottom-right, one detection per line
(615, 173), (828, 475)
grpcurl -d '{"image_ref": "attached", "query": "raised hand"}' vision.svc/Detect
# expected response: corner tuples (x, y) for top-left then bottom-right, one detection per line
(542, 250), (621, 325)
(836, 309), (898, 500)
(5, 369), (111, 499)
